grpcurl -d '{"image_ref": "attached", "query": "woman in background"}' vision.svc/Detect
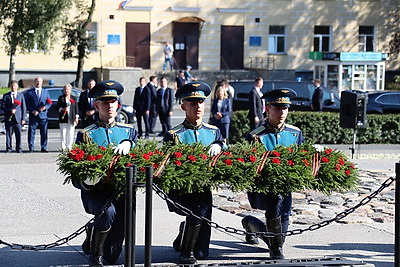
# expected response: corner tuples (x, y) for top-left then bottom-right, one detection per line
(210, 86), (231, 143)
(57, 83), (79, 150)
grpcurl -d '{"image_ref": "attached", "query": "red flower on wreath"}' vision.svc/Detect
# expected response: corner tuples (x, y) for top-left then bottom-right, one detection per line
(325, 148), (333, 154)
(302, 159), (309, 166)
(249, 155), (256, 163)
(338, 158), (345, 166)
(286, 148), (293, 153)
(148, 151), (154, 156)
(68, 148), (84, 161)
(237, 158), (245, 163)
(321, 157), (329, 163)
(224, 159), (233, 165)
(335, 164), (341, 171)
(271, 158), (281, 164)
(86, 155), (96, 161)
(95, 154), (103, 160)
(188, 155), (197, 162)
(272, 151), (281, 157)
(139, 167), (146, 172)
(287, 160), (294, 166)
(152, 163), (159, 169)
(252, 147), (257, 153)
(126, 163), (133, 167)
(155, 150), (163, 155)
(345, 170), (351, 176)
(175, 160), (182, 166)
(223, 151), (232, 156)
(142, 153), (151, 161)
(173, 152), (183, 158)
(200, 153), (208, 160)
(130, 153), (136, 158)
(99, 146), (106, 151)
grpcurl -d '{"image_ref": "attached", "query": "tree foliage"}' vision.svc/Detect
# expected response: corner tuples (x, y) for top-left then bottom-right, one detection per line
(386, 0), (400, 56)
(0, 0), (72, 83)
(62, 0), (96, 89)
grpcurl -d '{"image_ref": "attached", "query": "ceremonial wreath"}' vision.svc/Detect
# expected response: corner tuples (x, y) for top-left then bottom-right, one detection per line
(57, 140), (359, 196)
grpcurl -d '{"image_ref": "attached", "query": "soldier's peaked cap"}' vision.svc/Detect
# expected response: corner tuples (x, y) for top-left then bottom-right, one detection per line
(88, 80), (124, 100)
(262, 88), (296, 107)
(176, 81), (211, 102)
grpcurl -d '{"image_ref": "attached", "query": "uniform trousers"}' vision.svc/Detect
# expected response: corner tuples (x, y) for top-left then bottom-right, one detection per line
(167, 189), (213, 259)
(81, 190), (125, 248)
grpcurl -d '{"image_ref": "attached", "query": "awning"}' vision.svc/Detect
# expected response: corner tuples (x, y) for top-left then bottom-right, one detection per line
(173, 16), (205, 23)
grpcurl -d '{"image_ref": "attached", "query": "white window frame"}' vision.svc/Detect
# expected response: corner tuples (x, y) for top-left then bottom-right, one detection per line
(268, 25), (286, 54)
(313, 25), (331, 52)
(358, 26), (375, 52)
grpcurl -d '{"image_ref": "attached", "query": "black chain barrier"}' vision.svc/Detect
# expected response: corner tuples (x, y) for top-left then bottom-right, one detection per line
(0, 176), (395, 250)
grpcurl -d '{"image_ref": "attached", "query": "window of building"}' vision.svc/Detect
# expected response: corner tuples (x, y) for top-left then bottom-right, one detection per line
(359, 26), (374, 52)
(313, 26), (330, 52)
(268, 25), (285, 54)
(86, 22), (98, 52)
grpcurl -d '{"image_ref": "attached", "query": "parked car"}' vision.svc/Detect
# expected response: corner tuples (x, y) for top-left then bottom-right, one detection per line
(366, 91), (400, 114)
(212, 80), (340, 112)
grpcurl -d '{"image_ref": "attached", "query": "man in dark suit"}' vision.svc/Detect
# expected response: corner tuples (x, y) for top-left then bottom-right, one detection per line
(25, 76), (52, 152)
(147, 75), (158, 134)
(1, 80), (26, 153)
(133, 77), (151, 138)
(248, 77), (265, 130)
(311, 79), (324, 112)
(156, 77), (174, 136)
(78, 79), (97, 128)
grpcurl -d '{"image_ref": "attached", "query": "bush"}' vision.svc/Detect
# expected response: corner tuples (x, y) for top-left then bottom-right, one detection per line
(230, 110), (400, 144)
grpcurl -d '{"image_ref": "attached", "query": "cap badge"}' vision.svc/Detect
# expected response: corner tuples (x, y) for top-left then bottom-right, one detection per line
(192, 83), (201, 87)
(105, 82), (115, 86)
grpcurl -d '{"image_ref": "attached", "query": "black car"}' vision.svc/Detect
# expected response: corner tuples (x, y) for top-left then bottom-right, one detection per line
(212, 80), (340, 112)
(366, 91), (400, 114)
(19, 86), (135, 127)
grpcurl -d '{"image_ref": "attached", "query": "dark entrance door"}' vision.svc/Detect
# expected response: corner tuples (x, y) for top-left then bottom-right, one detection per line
(126, 22), (150, 68)
(220, 25), (244, 69)
(173, 22), (199, 70)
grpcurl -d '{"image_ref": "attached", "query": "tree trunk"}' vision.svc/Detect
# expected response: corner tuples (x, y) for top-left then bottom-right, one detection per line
(76, 55), (84, 89)
(8, 52), (16, 86)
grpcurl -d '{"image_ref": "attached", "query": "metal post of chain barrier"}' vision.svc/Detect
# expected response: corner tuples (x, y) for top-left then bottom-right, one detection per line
(125, 165), (136, 267)
(395, 162), (400, 267)
(144, 166), (153, 267)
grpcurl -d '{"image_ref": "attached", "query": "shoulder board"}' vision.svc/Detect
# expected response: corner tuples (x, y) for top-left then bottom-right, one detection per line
(82, 124), (97, 132)
(168, 124), (184, 134)
(285, 124), (301, 131)
(202, 123), (219, 130)
(249, 126), (265, 136)
(115, 122), (134, 128)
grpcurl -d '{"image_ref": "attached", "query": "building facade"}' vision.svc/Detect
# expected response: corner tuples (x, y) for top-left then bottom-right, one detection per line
(0, 0), (397, 90)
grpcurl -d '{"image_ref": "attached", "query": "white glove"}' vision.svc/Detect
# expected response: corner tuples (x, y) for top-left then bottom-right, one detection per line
(208, 144), (222, 156)
(113, 140), (131, 155)
(84, 176), (101, 186)
(312, 144), (325, 152)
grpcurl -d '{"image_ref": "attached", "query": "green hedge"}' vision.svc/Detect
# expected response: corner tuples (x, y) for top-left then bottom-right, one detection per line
(230, 110), (400, 144)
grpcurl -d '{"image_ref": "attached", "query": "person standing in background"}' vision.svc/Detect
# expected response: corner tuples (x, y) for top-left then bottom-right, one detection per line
(133, 77), (151, 139)
(210, 86), (231, 143)
(156, 77), (174, 136)
(175, 70), (186, 104)
(57, 83), (79, 150)
(247, 77), (265, 131)
(78, 79), (97, 128)
(163, 41), (174, 71)
(147, 75), (158, 134)
(311, 79), (323, 112)
(25, 76), (51, 152)
(1, 80), (26, 153)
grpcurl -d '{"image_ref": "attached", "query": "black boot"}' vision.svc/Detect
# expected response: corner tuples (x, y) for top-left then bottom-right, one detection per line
(179, 223), (201, 264)
(241, 215), (268, 245)
(266, 217), (285, 259)
(173, 221), (185, 252)
(89, 229), (109, 267)
(82, 223), (94, 255)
